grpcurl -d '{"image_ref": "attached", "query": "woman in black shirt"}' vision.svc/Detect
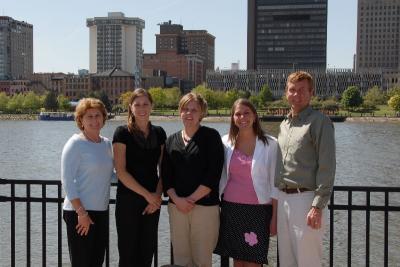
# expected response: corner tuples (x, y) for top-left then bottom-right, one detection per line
(113, 88), (166, 267)
(162, 92), (224, 267)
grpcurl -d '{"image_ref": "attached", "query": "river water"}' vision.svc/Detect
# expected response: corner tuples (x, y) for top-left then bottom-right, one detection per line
(0, 120), (399, 266)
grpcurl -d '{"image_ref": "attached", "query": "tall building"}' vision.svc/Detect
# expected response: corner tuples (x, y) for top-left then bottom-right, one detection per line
(247, 0), (328, 70)
(0, 16), (33, 80)
(356, 0), (400, 72)
(155, 21), (215, 78)
(87, 12), (145, 75)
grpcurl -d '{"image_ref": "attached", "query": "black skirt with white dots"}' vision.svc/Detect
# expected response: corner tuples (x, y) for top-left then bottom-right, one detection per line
(214, 200), (273, 264)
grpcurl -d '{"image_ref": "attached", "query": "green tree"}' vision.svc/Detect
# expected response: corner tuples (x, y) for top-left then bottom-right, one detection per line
(387, 87), (400, 98)
(213, 90), (226, 109)
(259, 84), (273, 104)
(249, 95), (261, 108)
(310, 96), (322, 109)
(224, 89), (242, 108)
(164, 87), (181, 108)
(57, 95), (71, 111)
(0, 92), (9, 111)
(98, 90), (112, 112)
(22, 91), (41, 112)
(321, 98), (339, 111)
(363, 86), (386, 108)
(269, 96), (289, 108)
(119, 91), (134, 111)
(192, 85), (218, 109)
(341, 86), (363, 110)
(388, 94), (400, 112)
(7, 93), (25, 112)
(43, 90), (59, 111)
(148, 87), (166, 108)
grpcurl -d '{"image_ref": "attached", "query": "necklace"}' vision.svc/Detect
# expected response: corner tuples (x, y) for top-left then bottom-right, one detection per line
(83, 131), (101, 143)
(181, 130), (191, 143)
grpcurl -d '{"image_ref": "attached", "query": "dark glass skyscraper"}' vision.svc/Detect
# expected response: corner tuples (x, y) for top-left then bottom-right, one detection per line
(247, 0), (328, 70)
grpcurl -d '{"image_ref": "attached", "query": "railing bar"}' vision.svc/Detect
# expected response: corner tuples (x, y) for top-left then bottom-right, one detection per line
(329, 191), (335, 267)
(26, 185), (31, 267)
(57, 184), (62, 267)
(11, 183), (15, 267)
(366, 191), (370, 267)
(384, 191), (389, 267)
(348, 190), (352, 267)
(42, 184), (46, 267)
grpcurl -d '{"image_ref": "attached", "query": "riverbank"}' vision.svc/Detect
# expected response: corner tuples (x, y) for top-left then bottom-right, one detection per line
(114, 115), (400, 123)
(0, 114), (38, 120)
(1, 113), (400, 123)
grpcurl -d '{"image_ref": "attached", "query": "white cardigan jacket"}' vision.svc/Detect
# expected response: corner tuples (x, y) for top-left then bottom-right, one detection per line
(219, 134), (279, 204)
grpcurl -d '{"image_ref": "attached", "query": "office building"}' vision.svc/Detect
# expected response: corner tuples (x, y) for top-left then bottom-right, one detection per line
(87, 12), (145, 75)
(247, 0), (328, 70)
(0, 16), (33, 80)
(154, 21), (215, 79)
(356, 0), (400, 72)
(206, 68), (385, 97)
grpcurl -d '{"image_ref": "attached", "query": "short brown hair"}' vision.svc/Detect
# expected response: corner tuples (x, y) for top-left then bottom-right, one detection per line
(286, 71), (314, 92)
(74, 98), (107, 130)
(178, 93), (208, 121)
(127, 88), (153, 133)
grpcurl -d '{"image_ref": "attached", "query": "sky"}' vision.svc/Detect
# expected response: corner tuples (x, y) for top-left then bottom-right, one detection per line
(2, 0), (357, 73)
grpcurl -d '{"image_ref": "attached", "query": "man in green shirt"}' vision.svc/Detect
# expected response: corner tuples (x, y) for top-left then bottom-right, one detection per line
(275, 71), (336, 267)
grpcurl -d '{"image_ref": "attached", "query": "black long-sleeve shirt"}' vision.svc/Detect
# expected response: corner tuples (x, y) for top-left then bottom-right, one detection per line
(162, 126), (224, 206)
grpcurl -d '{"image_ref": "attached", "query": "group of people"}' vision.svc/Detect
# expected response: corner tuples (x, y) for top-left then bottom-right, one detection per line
(61, 71), (336, 267)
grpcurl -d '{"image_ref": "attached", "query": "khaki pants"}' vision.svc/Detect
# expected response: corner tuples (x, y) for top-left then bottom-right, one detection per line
(168, 203), (220, 267)
(277, 190), (327, 267)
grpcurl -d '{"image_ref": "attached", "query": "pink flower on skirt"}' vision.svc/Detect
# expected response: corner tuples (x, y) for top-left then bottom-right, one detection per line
(244, 232), (258, 246)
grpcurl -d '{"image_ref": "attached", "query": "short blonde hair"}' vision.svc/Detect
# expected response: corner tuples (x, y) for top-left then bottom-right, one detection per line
(74, 98), (107, 130)
(286, 71), (314, 92)
(178, 93), (208, 121)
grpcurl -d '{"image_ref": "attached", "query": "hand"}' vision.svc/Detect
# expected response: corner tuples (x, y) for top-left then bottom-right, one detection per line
(144, 192), (162, 208)
(174, 196), (195, 214)
(307, 207), (322, 229)
(142, 203), (160, 215)
(269, 216), (277, 236)
(76, 213), (94, 236)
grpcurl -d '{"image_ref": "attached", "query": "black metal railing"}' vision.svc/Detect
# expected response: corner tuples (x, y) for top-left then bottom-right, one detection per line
(1, 178), (399, 267)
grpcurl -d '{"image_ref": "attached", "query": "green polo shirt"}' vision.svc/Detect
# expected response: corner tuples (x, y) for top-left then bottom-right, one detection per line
(275, 106), (336, 209)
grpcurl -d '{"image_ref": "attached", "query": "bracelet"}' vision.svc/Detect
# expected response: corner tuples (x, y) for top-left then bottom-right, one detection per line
(78, 211), (89, 218)
(76, 206), (87, 216)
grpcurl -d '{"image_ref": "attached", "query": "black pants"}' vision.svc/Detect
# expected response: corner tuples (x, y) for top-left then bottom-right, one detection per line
(115, 192), (160, 267)
(63, 210), (108, 267)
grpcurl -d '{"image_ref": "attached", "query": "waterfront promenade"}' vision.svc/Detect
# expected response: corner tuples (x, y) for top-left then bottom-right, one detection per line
(1, 120), (399, 266)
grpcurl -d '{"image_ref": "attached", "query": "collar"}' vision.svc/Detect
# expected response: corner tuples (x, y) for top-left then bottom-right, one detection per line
(287, 106), (313, 121)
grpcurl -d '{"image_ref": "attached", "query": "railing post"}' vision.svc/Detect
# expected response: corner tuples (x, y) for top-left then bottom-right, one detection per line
(384, 191), (389, 267)
(42, 184), (46, 267)
(329, 191), (335, 267)
(366, 190), (370, 267)
(347, 190), (352, 266)
(11, 183), (15, 267)
(26, 184), (31, 267)
(58, 183), (62, 267)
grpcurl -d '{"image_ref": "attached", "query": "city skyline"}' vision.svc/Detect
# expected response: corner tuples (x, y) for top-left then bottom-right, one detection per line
(2, 0), (357, 73)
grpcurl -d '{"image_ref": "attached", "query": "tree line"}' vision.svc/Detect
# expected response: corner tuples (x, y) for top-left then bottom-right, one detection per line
(1, 85), (400, 113)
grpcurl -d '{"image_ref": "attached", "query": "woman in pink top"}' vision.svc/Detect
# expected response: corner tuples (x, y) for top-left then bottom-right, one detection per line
(214, 98), (279, 267)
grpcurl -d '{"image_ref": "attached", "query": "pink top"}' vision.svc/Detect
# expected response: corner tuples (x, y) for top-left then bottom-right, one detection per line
(223, 149), (259, 204)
